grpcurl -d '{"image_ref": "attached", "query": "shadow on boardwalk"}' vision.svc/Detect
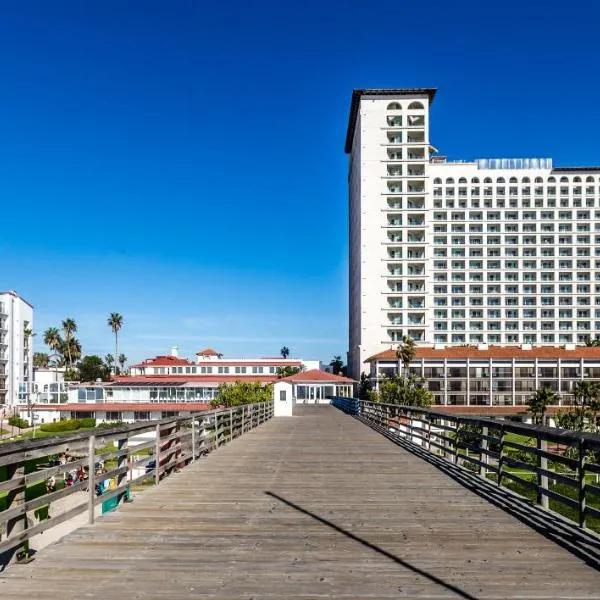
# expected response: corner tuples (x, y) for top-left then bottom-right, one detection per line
(354, 414), (600, 572)
(267, 491), (478, 600)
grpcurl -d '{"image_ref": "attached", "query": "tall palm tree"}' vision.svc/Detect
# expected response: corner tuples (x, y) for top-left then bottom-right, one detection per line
(280, 346), (290, 359)
(105, 354), (115, 372)
(528, 387), (560, 425)
(118, 353), (127, 373)
(61, 318), (77, 367)
(107, 313), (123, 373)
(396, 335), (416, 377)
(43, 327), (62, 355)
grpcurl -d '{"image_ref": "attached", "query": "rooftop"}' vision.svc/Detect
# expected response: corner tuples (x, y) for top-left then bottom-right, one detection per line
(279, 369), (355, 383)
(345, 87), (437, 153)
(366, 346), (600, 362)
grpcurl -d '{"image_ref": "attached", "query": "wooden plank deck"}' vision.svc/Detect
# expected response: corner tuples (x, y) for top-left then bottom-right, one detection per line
(2, 405), (600, 599)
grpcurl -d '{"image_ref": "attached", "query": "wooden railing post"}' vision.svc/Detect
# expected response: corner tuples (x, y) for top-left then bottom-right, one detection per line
(479, 425), (489, 478)
(5, 459), (27, 558)
(214, 412), (220, 449)
(498, 424), (506, 488)
(537, 433), (549, 510)
(241, 406), (245, 434)
(229, 408), (234, 442)
(191, 417), (196, 462)
(452, 419), (459, 465)
(424, 413), (431, 452)
(88, 434), (96, 524)
(154, 424), (161, 486)
(578, 438), (587, 528)
(117, 435), (129, 501)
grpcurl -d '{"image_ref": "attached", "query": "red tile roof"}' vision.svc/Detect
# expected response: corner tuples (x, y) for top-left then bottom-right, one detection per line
(31, 403), (212, 412)
(130, 355), (194, 368)
(112, 375), (278, 385)
(279, 369), (355, 383)
(366, 346), (600, 362)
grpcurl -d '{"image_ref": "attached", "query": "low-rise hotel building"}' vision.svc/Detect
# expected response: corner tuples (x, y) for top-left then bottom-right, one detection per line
(366, 344), (600, 416)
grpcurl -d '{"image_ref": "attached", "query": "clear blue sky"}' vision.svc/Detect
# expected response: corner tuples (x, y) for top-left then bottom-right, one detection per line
(2, 0), (599, 364)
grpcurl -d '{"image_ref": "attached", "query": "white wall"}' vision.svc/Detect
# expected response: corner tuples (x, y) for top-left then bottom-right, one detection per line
(273, 381), (293, 416)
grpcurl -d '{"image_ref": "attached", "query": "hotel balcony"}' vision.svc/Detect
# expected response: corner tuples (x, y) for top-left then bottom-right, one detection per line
(406, 132), (425, 144)
(407, 233), (425, 243)
(386, 217), (402, 226)
(407, 182), (425, 193)
(387, 182), (403, 193)
(406, 250), (425, 259)
(407, 199), (425, 209)
(386, 116), (403, 127)
(407, 217), (425, 227)
(387, 149), (403, 160)
(387, 166), (403, 176)
(407, 166), (425, 177)
(407, 330), (425, 342)
(407, 115), (425, 127)
(407, 149), (426, 160)
(386, 134), (403, 144)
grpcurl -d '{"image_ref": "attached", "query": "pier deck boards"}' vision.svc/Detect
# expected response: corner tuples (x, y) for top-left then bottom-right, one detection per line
(2, 405), (600, 598)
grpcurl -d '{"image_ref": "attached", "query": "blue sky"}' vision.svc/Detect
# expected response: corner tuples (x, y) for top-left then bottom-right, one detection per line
(2, 0), (600, 364)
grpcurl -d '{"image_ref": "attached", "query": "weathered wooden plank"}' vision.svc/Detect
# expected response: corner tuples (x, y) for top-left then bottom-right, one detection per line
(1, 405), (600, 599)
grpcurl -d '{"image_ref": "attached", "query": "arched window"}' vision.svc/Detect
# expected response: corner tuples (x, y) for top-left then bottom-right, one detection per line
(509, 177), (517, 183)
(407, 101), (424, 110)
(434, 178), (442, 184)
(484, 177), (492, 184)
(471, 177), (480, 184)
(548, 176), (556, 183)
(522, 177), (530, 183)
(387, 102), (401, 110)
(586, 176), (595, 182)
(445, 177), (454, 184)
(458, 177), (467, 184)
(535, 177), (543, 183)
(560, 176), (569, 183)
(573, 176), (582, 182)
(496, 177), (505, 184)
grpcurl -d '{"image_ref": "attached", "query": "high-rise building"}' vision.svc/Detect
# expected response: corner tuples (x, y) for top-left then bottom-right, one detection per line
(0, 291), (34, 406)
(346, 88), (600, 379)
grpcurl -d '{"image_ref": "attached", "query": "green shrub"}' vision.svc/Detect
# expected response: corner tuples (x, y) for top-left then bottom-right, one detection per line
(39, 418), (82, 432)
(8, 416), (29, 429)
(80, 417), (96, 428)
(96, 421), (126, 429)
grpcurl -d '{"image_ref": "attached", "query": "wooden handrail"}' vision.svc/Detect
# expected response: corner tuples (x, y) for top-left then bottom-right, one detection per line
(0, 401), (274, 563)
(331, 397), (600, 534)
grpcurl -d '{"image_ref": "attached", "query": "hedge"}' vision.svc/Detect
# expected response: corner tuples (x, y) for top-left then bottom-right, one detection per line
(39, 417), (96, 433)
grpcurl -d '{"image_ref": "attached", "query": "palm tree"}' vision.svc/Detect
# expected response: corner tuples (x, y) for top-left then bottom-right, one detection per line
(330, 355), (344, 375)
(105, 354), (115, 372)
(118, 353), (127, 373)
(107, 313), (123, 373)
(280, 346), (290, 359)
(396, 336), (416, 377)
(585, 336), (600, 347)
(61, 318), (77, 367)
(528, 387), (560, 425)
(43, 327), (62, 355)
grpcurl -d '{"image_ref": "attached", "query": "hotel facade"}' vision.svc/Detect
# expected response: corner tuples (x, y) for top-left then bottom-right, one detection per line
(346, 88), (600, 381)
(0, 291), (33, 406)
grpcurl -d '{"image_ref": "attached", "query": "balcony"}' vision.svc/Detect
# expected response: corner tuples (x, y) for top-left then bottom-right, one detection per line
(407, 184), (425, 193)
(406, 132), (425, 144)
(407, 218), (424, 227)
(407, 166), (425, 177)
(387, 183), (403, 193)
(387, 134), (403, 145)
(386, 116), (403, 127)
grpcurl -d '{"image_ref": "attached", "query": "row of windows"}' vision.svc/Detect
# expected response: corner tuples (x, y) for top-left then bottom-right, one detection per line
(432, 260), (600, 269)
(432, 248), (599, 257)
(432, 198), (598, 208)
(433, 176), (600, 184)
(431, 293), (598, 302)
(433, 210), (600, 220)
(431, 334), (591, 344)
(152, 365), (280, 374)
(432, 235), (600, 246)
(432, 322), (597, 330)
(431, 310), (597, 318)
(432, 225), (598, 234)
(387, 101), (425, 110)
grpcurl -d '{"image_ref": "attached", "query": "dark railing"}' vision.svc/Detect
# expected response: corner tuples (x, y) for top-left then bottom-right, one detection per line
(0, 401), (273, 562)
(331, 397), (600, 532)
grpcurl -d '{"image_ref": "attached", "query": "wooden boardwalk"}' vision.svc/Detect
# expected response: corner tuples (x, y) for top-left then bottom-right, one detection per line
(2, 405), (600, 599)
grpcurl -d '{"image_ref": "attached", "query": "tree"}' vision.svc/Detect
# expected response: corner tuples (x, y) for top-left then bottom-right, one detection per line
(43, 327), (63, 355)
(527, 387), (560, 425)
(276, 366), (302, 378)
(77, 355), (110, 382)
(105, 354), (115, 372)
(118, 353), (127, 372)
(585, 336), (600, 347)
(330, 355), (344, 375)
(210, 381), (273, 408)
(280, 346), (290, 359)
(396, 336), (416, 376)
(378, 375), (433, 407)
(33, 352), (50, 368)
(61, 318), (78, 367)
(107, 313), (123, 373)
(358, 372), (373, 400)
(23, 327), (35, 350)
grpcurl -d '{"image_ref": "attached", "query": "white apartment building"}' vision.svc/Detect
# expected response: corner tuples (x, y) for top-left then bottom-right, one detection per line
(346, 88), (600, 379)
(0, 291), (34, 406)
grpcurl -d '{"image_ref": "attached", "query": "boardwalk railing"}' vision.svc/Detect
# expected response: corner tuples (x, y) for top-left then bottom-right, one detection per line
(332, 397), (600, 532)
(0, 401), (273, 561)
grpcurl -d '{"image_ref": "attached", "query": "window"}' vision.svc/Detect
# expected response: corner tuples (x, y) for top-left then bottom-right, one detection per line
(408, 101), (424, 110)
(218, 366), (230, 374)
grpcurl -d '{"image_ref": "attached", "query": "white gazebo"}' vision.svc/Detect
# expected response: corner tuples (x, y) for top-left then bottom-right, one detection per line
(273, 369), (355, 416)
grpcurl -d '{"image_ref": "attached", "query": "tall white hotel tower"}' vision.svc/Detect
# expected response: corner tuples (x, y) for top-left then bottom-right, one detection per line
(346, 89), (600, 379)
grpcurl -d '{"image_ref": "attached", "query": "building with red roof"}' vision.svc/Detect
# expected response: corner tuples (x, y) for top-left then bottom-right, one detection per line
(365, 343), (600, 418)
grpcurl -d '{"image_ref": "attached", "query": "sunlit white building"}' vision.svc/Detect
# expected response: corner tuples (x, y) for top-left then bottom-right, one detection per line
(346, 88), (600, 379)
(0, 291), (33, 406)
